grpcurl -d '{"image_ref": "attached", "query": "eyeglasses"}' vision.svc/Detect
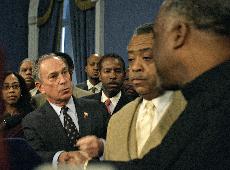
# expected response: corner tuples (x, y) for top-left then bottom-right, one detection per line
(2, 84), (20, 90)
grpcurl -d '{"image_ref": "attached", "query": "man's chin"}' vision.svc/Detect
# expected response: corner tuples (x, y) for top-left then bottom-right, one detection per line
(62, 93), (72, 99)
(91, 76), (99, 80)
(106, 89), (120, 97)
(25, 79), (34, 83)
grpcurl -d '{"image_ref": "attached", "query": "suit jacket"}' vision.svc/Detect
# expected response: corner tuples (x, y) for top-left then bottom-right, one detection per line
(31, 86), (92, 108)
(83, 91), (135, 115)
(22, 97), (109, 162)
(97, 60), (230, 169)
(105, 91), (187, 161)
(76, 81), (88, 91)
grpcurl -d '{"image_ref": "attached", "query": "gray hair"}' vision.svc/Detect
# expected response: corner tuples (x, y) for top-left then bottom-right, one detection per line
(133, 23), (153, 35)
(34, 53), (68, 82)
(164, 0), (230, 36)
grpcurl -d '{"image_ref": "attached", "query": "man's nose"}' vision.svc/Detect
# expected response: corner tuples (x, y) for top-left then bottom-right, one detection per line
(130, 57), (142, 72)
(109, 71), (117, 79)
(58, 74), (69, 84)
(26, 69), (32, 75)
(93, 64), (99, 70)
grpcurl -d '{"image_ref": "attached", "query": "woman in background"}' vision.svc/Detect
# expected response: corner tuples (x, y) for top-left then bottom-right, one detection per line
(0, 71), (34, 138)
(0, 46), (10, 170)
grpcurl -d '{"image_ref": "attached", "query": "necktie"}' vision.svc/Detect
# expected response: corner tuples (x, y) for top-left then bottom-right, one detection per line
(90, 87), (97, 93)
(136, 101), (155, 156)
(61, 106), (80, 147)
(105, 98), (112, 115)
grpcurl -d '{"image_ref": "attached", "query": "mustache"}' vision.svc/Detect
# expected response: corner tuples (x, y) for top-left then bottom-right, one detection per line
(107, 81), (120, 85)
(129, 74), (145, 81)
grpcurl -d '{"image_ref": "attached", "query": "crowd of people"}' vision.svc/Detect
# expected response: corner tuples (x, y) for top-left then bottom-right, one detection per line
(1, 0), (230, 169)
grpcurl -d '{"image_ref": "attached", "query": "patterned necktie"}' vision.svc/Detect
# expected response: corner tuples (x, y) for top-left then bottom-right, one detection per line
(61, 106), (80, 147)
(136, 101), (155, 156)
(105, 98), (112, 114)
(90, 87), (97, 93)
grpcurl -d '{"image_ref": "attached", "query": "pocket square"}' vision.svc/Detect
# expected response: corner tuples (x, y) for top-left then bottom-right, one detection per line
(83, 112), (88, 119)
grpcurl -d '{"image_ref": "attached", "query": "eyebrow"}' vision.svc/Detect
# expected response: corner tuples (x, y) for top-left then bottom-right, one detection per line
(128, 47), (152, 53)
(3, 82), (20, 85)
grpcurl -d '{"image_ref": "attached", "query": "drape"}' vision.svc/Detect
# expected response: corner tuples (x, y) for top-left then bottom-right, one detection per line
(69, 0), (95, 83)
(0, 0), (29, 71)
(38, 0), (63, 56)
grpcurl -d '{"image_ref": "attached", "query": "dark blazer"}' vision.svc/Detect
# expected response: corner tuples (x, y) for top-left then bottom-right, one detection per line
(22, 97), (109, 162)
(90, 61), (230, 169)
(76, 81), (88, 91)
(83, 91), (135, 115)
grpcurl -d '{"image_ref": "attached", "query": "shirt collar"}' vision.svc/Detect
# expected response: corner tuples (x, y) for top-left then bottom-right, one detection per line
(142, 91), (173, 115)
(87, 80), (102, 90)
(49, 96), (76, 116)
(101, 90), (122, 106)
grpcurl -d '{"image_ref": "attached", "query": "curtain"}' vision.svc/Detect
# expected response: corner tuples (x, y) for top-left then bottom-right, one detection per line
(0, 0), (29, 72)
(69, 0), (95, 83)
(38, 0), (63, 56)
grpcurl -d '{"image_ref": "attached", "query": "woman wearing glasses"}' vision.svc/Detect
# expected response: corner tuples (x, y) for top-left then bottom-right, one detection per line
(0, 71), (34, 138)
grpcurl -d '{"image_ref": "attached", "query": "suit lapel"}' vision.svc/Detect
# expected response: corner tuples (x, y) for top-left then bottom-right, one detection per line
(73, 98), (92, 137)
(140, 91), (187, 158)
(127, 97), (142, 159)
(113, 93), (125, 113)
(95, 92), (102, 101)
(113, 92), (131, 114)
(42, 102), (70, 147)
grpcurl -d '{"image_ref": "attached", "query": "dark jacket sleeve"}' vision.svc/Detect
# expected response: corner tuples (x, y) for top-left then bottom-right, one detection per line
(22, 112), (56, 162)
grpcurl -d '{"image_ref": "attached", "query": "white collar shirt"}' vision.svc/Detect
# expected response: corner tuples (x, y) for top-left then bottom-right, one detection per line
(137, 91), (173, 132)
(101, 91), (122, 114)
(49, 96), (79, 130)
(87, 80), (102, 93)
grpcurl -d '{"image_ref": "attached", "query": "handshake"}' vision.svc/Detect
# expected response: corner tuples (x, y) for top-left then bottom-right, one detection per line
(58, 135), (104, 166)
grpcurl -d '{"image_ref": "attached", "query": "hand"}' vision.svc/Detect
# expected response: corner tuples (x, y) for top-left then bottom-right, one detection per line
(66, 151), (90, 166)
(58, 151), (70, 165)
(76, 135), (104, 158)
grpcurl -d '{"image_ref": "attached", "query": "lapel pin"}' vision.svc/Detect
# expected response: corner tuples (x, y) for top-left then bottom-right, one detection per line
(83, 112), (88, 119)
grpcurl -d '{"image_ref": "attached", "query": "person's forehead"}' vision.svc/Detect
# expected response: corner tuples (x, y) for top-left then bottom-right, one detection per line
(128, 33), (153, 51)
(40, 58), (66, 73)
(21, 61), (32, 67)
(88, 56), (101, 63)
(101, 58), (122, 68)
(4, 74), (19, 83)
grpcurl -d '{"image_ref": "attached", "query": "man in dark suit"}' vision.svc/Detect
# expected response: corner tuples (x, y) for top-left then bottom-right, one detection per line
(22, 54), (109, 166)
(76, 54), (102, 93)
(83, 53), (135, 115)
(74, 0), (230, 169)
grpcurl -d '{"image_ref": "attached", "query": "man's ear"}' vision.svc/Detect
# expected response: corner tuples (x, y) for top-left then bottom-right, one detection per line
(36, 81), (45, 94)
(170, 21), (189, 49)
(84, 66), (87, 73)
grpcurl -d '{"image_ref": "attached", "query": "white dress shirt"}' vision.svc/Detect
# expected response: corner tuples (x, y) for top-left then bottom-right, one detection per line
(49, 96), (79, 167)
(50, 97), (79, 130)
(87, 80), (102, 93)
(136, 91), (173, 132)
(101, 91), (121, 114)
(29, 87), (39, 96)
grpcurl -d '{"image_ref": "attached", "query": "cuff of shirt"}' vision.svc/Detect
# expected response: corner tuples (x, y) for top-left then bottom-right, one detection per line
(99, 138), (105, 160)
(52, 150), (65, 168)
